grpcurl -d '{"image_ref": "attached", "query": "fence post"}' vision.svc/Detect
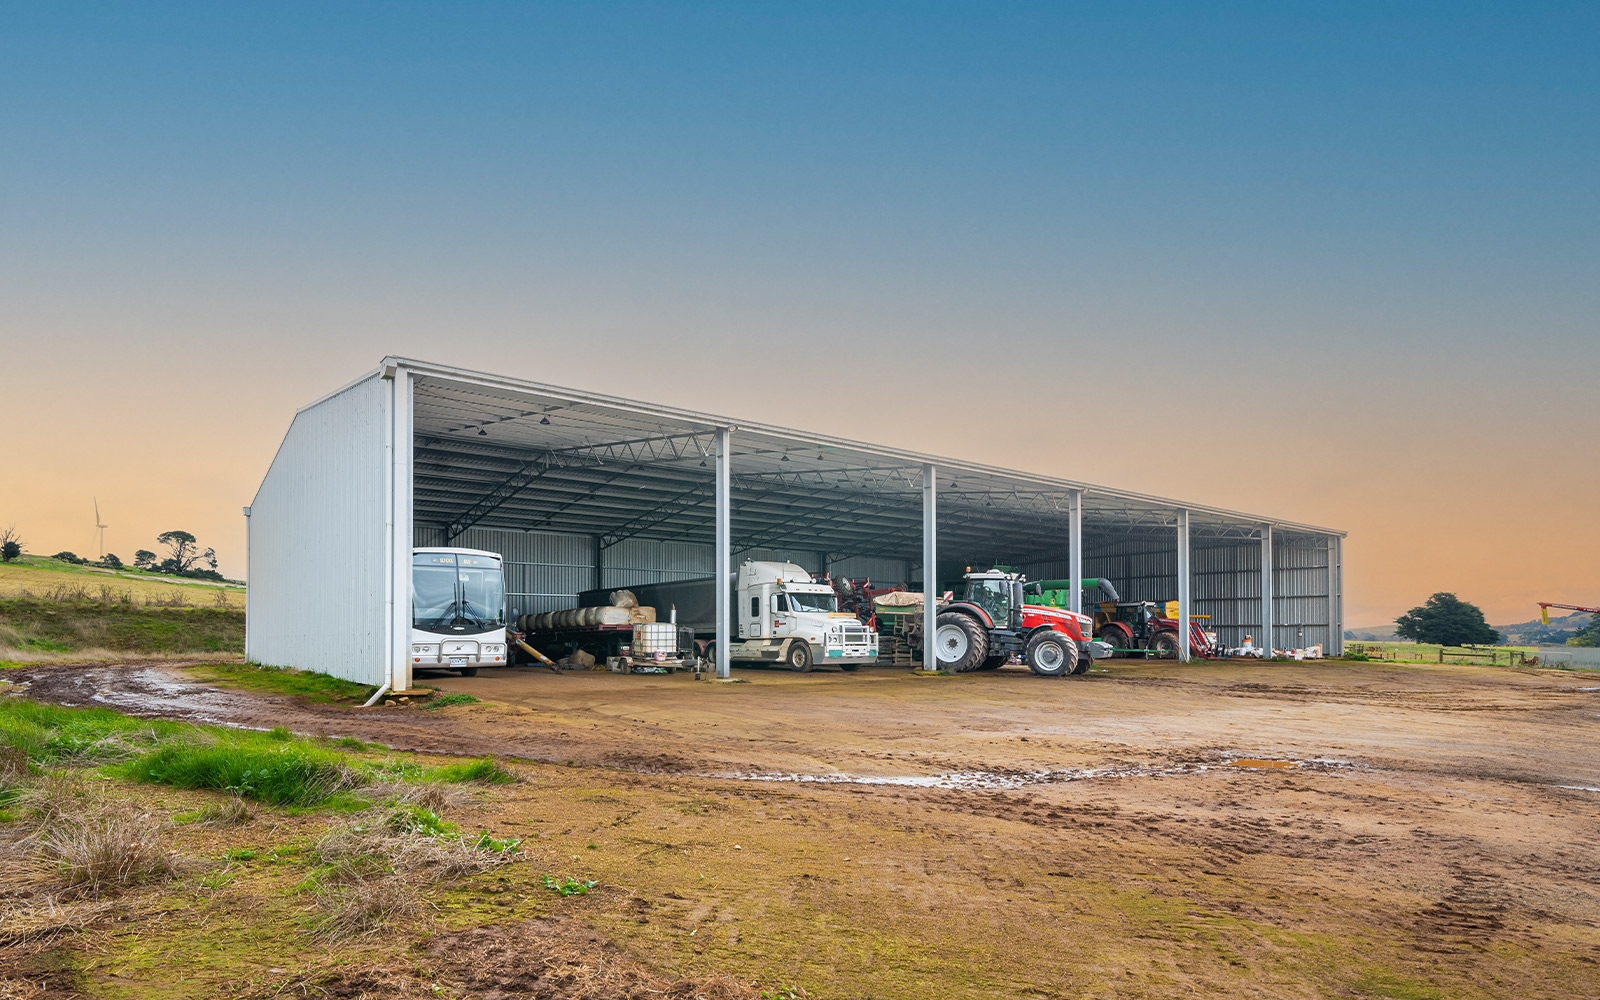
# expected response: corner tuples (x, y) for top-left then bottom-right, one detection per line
(1437, 648), (1444, 663)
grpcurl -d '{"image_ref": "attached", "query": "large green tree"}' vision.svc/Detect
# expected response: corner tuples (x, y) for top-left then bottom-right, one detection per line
(1395, 593), (1500, 647)
(155, 530), (217, 576)
(1568, 614), (1600, 648)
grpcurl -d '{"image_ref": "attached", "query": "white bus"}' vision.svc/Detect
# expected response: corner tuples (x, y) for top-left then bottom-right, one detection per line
(410, 547), (508, 676)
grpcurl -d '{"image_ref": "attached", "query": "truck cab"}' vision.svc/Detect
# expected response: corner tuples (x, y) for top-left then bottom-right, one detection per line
(732, 560), (878, 670)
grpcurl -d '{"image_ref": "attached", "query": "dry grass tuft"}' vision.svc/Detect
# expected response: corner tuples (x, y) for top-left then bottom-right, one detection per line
(31, 802), (183, 892)
(363, 779), (465, 813)
(15, 771), (97, 826)
(306, 876), (423, 943)
(0, 896), (121, 948)
(302, 817), (522, 942)
(177, 796), (253, 826)
(0, 743), (28, 783)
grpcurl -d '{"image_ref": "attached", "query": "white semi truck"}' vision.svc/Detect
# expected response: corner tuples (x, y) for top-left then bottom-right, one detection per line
(410, 547), (509, 675)
(577, 560), (878, 671)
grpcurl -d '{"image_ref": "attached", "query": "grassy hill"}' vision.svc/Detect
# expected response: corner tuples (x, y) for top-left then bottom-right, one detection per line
(0, 555), (244, 607)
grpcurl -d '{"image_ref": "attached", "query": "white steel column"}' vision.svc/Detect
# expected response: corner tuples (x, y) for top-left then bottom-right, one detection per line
(1068, 489), (1083, 615)
(715, 426), (732, 680)
(388, 366), (415, 693)
(1176, 509), (1191, 663)
(1260, 523), (1275, 654)
(1329, 535), (1343, 655)
(922, 464), (938, 671)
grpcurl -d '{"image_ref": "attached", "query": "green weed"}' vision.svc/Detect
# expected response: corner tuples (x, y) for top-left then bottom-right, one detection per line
(473, 830), (522, 852)
(541, 875), (598, 896)
(386, 805), (457, 837)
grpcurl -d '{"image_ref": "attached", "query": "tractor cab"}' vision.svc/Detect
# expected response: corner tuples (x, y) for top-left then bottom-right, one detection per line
(960, 570), (1024, 629)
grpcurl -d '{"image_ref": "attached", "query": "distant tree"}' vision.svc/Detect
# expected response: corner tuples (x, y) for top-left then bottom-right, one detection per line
(1395, 593), (1500, 647)
(52, 551), (86, 565)
(155, 531), (216, 576)
(102, 553), (123, 570)
(1568, 614), (1600, 648)
(133, 549), (157, 570)
(0, 524), (22, 563)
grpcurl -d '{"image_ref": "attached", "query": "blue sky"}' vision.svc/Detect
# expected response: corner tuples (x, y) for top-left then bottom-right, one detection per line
(2, 2), (1596, 620)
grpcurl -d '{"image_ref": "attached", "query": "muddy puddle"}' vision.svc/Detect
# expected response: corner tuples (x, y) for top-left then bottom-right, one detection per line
(4, 665), (267, 730)
(709, 756), (1360, 791)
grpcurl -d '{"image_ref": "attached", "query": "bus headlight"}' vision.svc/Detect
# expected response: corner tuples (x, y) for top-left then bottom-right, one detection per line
(412, 644), (438, 655)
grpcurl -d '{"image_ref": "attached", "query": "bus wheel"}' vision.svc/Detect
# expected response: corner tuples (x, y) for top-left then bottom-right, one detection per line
(458, 667), (478, 676)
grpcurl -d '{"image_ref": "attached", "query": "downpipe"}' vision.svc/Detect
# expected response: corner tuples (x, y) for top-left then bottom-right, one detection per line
(362, 683), (391, 708)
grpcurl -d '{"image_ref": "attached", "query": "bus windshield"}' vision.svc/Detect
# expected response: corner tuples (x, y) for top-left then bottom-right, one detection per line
(413, 552), (504, 633)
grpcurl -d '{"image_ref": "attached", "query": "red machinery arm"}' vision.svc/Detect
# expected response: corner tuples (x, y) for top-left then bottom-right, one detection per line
(1539, 602), (1600, 624)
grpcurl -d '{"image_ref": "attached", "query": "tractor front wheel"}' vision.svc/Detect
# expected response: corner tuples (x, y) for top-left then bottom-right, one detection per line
(1026, 631), (1078, 677)
(934, 613), (988, 672)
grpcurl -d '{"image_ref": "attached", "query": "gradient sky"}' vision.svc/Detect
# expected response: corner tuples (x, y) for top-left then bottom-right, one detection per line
(2, 2), (1595, 626)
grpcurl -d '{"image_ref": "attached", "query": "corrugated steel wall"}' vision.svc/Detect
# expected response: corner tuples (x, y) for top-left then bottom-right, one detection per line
(247, 374), (389, 685)
(1274, 534), (1333, 651)
(604, 538), (716, 590)
(1193, 540), (1261, 650)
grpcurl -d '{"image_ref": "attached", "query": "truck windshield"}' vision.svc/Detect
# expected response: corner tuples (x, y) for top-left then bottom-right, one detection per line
(413, 552), (504, 632)
(788, 592), (838, 613)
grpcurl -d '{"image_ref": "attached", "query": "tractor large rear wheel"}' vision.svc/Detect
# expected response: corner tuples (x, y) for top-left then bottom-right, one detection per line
(1097, 627), (1124, 655)
(934, 613), (988, 672)
(1026, 631), (1078, 677)
(1150, 631), (1181, 659)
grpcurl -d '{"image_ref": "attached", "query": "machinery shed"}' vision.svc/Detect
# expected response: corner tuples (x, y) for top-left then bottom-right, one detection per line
(246, 357), (1345, 689)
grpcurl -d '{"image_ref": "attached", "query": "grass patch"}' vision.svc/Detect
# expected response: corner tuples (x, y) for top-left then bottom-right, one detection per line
(0, 597), (244, 655)
(425, 757), (516, 785)
(0, 698), (189, 766)
(423, 692), (481, 711)
(189, 663), (375, 705)
(120, 738), (363, 807)
(1352, 969), (1444, 999)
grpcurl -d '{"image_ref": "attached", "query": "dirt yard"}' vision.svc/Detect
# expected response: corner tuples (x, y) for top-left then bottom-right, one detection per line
(6, 657), (1599, 998)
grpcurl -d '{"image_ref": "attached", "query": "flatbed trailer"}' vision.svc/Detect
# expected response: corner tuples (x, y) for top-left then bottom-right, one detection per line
(518, 619), (698, 673)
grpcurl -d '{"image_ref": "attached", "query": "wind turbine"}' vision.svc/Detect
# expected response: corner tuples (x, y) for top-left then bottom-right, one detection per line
(93, 498), (108, 560)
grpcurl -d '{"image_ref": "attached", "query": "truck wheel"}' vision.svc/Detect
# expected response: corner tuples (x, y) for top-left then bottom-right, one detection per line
(934, 612), (988, 672)
(1150, 631), (1181, 659)
(785, 641), (813, 672)
(458, 667), (479, 677)
(979, 654), (1007, 670)
(1026, 631), (1077, 677)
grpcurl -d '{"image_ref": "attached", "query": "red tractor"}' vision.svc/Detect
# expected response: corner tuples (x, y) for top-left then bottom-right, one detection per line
(1077, 579), (1216, 658)
(931, 569), (1111, 676)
